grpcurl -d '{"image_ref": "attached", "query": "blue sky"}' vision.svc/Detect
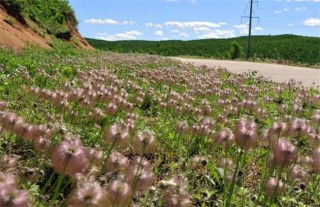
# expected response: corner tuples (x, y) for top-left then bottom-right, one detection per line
(69, 0), (320, 41)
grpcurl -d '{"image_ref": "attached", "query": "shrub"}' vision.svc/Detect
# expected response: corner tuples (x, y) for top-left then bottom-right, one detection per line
(230, 41), (243, 60)
(4, 16), (16, 26)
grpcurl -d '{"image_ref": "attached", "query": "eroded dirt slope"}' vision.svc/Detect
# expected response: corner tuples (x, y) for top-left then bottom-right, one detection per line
(0, 5), (93, 51)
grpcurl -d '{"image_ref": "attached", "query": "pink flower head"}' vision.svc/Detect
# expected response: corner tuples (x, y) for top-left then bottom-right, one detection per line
(106, 180), (131, 207)
(68, 182), (108, 207)
(287, 118), (308, 137)
(12, 118), (27, 138)
(214, 128), (234, 147)
(103, 124), (129, 147)
(312, 148), (320, 174)
(87, 148), (104, 166)
(0, 173), (17, 189)
(105, 151), (129, 173)
(176, 121), (189, 135)
(269, 122), (288, 139)
(235, 118), (257, 151)
(0, 188), (29, 207)
(0, 101), (7, 111)
(271, 138), (298, 168)
(265, 177), (284, 197)
(51, 140), (89, 177)
(311, 110), (320, 126)
(133, 129), (156, 154)
(33, 136), (52, 154)
(0, 155), (18, 172)
(2, 113), (17, 132)
(290, 165), (308, 182)
(131, 168), (154, 192)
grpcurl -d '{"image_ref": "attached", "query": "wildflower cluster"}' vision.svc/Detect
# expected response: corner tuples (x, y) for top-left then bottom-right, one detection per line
(0, 52), (319, 206)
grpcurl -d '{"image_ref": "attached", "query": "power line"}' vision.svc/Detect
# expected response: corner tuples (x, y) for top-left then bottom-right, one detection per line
(257, 4), (317, 11)
(263, 26), (319, 28)
(262, 14), (319, 23)
(242, 0), (250, 16)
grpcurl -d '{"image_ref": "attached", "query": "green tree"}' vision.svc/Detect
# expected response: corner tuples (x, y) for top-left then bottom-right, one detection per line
(230, 41), (243, 60)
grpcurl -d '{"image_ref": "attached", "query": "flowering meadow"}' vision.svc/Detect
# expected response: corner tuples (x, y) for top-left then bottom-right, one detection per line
(0, 50), (319, 207)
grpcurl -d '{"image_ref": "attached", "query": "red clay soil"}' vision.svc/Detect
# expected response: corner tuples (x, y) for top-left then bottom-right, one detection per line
(69, 27), (95, 50)
(0, 6), (50, 50)
(0, 6), (94, 51)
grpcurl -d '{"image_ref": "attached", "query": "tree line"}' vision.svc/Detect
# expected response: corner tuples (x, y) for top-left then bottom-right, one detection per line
(86, 35), (320, 66)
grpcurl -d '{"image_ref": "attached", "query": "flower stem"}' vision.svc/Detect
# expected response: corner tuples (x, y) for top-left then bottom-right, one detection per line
(128, 144), (146, 207)
(226, 149), (244, 207)
(102, 138), (117, 171)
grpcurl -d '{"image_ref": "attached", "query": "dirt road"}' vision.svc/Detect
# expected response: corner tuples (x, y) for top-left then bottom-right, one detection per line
(173, 58), (320, 87)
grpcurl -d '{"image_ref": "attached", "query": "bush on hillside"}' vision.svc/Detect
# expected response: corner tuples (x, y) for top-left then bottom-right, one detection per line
(0, 0), (77, 37)
(230, 41), (243, 60)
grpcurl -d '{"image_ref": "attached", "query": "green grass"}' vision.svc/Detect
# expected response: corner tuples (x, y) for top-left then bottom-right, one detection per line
(0, 47), (319, 207)
(86, 34), (320, 66)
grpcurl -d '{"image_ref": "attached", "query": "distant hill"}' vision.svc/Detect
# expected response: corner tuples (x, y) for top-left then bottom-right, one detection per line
(86, 35), (320, 65)
(0, 0), (93, 51)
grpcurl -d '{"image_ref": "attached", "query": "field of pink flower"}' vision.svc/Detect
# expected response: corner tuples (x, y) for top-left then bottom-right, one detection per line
(0, 50), (319, 207)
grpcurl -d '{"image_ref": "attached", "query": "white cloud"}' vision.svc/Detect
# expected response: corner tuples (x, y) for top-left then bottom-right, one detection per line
(295, 7), (307, 11)
(84, 18), (135, 25)
(194, 27), (211, 33)
(164, 21), (220, 29)
(155, 30), (164, 36)
(234, 24), (248, 35)
(199, 29), (235, 39)
(234, 24), (264, 35)
(218, 22), (227, 26)
(276, 8), (292, 14)
(179, 33), (189, 38)
(170, 29), (181, 33)
(189, 0), (197, 3)
(165, 0), (178, 2)
(303, 18), (320, 27)
(146, 23), (154, 28)
(254, 26), (263, 31)
(97, 31), (143, 41)
(126, 31), (143, 36)
(146, 23), (162, 29)
(287, 23), (294, 27)
(169, 29), (189, 38)
(275, 8), (291, 14)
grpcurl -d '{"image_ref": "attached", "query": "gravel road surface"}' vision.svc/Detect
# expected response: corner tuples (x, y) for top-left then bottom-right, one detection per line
(173, 58), (320, 87)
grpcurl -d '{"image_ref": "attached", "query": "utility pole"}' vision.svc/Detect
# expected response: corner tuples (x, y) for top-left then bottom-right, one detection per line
(241, 0), (259, 60)
(247, 0), (253, 60)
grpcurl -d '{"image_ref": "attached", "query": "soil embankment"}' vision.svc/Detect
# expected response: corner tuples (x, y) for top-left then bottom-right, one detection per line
(0, 5), (93, 51)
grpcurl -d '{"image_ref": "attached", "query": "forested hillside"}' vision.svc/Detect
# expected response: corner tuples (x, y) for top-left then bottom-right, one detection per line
(86, 35), (320, 65)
